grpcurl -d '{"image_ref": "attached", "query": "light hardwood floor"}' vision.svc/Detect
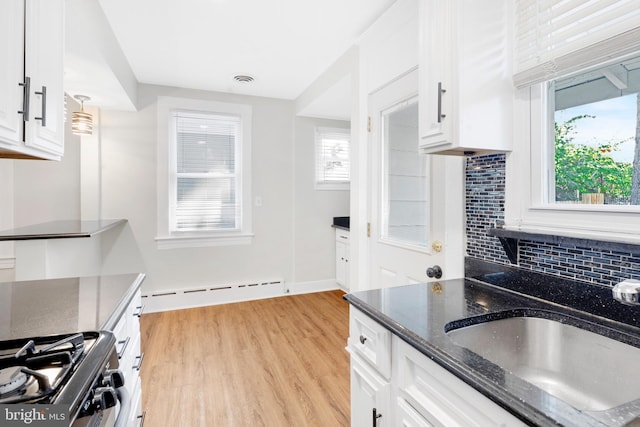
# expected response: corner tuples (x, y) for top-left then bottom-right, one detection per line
(140, 290), (350, 426)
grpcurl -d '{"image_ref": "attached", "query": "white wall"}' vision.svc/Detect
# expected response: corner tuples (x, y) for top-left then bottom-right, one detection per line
(293, 117), (350, 284)
(13, 114), (82, 227)
(98, 83), (321, 295)
(0, 113), (82, 282)
(0, 162), (14, 282)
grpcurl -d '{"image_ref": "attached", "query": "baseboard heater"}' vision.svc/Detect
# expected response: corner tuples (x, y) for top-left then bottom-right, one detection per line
(141, 279), (285, 313)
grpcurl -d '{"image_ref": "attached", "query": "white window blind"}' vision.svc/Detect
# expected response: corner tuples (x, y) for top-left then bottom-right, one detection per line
(514, 0), (640, 87)
(315, 127), (350, 190)
(171, 111), (241, 232)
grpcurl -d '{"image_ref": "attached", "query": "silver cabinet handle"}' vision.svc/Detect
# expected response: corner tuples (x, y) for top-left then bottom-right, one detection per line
(133, 353), (145, 371)
(116, 337), (130, 359)
(34, 86), (46, 127)
(134, 305), (145, 318)
(437, 81), (446, 123)
(17, 76), (30, 121)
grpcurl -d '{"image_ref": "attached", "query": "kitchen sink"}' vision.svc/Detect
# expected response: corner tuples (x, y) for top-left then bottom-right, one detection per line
(445, 313), (640, 412)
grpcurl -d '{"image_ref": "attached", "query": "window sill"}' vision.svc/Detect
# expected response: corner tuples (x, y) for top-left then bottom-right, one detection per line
(530, 204), (640, 214)
(378, 237), (431, 254)
(155, 233), (254, 249)
(315, 183), (350, 191)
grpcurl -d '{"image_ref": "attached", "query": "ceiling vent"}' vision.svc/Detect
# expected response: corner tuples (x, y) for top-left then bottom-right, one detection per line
(233, 74), (255, 83)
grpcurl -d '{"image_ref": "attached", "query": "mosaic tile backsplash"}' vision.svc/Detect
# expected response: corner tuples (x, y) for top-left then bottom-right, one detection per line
(465, 154), (640, 287)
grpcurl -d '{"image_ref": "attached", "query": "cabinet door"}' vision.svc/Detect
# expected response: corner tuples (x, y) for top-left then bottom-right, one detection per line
(343, 239), (350, 289)
(351, 355), (390, 427)
(0, 1), (24, 146)
(336, 240), (347, 287)
(394, 338), (526, 427)
(419, 0), (454, 148)
(24, 0), (64, 157)
(396, 397), (434, 427)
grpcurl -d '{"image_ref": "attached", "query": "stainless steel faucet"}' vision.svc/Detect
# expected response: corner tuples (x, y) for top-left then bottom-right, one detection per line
(612, 279), (640, 305)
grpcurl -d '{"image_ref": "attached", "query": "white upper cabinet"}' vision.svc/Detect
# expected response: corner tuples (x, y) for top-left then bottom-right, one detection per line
(0, 0), (64, 160)
(418, 0), (513, 156)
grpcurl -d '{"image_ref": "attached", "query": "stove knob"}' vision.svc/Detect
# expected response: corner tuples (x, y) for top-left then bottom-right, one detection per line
(93, 387), (118, 410)
(103, 369), (125, 388)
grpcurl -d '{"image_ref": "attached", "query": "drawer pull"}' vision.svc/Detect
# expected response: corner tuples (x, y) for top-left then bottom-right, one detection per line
(134, 305), (145, 318)
(133, 353), (145, 371)
(117, 336), (130, 359)
(136, 411), (146, 427)
(359, 335), (367, 345)
(34, 85), (47, 127)
(437, 81), (446, 123)
(17, 76), (30, 121)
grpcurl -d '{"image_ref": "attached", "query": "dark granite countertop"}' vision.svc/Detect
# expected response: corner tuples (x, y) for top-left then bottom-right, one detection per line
(332, 216), (350, 231)
(0, 273), (145, 340)
(0, 219), (127, 241)
(344, 261), (640, 426)
(331, 224), (350, 231)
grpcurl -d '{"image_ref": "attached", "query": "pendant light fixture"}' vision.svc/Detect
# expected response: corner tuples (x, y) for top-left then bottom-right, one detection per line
(71, 95), (93, 135)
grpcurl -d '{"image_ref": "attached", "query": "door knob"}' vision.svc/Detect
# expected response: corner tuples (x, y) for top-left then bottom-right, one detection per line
(426, 265), (443, 279)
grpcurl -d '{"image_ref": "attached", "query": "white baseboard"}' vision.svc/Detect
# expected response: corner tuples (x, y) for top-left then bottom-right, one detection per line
(142, 278), (341, 313)
(289, 279), (340, 295)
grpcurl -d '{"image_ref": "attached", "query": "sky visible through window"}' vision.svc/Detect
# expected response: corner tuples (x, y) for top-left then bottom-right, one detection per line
(555, 94), (637, 163)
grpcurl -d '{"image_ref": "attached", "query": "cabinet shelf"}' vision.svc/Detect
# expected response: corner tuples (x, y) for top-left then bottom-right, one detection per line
(0, 219), (127, 241)
(489, 227), (640, 264)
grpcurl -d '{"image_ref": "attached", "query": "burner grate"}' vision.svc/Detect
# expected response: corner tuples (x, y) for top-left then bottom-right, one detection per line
(0, 333), (92, 404)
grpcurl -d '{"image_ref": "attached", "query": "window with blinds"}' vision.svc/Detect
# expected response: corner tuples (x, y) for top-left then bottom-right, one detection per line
(170, 111), (242, 232)
(315, 127), (350, 190)
(514, 0), (640, 88)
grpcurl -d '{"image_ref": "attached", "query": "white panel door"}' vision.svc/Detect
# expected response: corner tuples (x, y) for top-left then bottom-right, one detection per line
(368, 69), (447, 288)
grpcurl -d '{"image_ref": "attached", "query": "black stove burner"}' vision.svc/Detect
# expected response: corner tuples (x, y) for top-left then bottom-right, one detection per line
(0, 366), (28, 395)
(0, 331), (120, 426)
(0, 332), (92, 404)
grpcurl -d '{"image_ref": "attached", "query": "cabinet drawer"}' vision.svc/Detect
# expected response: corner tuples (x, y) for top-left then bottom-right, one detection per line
(335, 228), (350, 242)
(394, 338), (525, 427)
(348, 308), (391, 378)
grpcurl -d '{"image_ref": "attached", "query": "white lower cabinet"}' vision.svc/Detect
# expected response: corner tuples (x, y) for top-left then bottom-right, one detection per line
(393, 337), (525, 427)
(110, 289), (145, 427)
(336, 229), (350, 289)
(395, 397), (434, 427)
(348, 307), (526, 427)
(350, 353), (391, 427)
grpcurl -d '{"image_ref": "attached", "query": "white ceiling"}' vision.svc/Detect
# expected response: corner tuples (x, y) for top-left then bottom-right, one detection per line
(94, 0), (396, 103)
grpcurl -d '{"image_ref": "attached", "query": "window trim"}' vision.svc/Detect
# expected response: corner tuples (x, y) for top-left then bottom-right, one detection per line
(505, 82), (640, 245)
(314, 126), (350, 191)
(156, 96), (253, 248)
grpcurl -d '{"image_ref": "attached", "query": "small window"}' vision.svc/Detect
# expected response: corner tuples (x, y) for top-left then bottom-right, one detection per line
(550, 56), (640, 206)
(506, 2), (640, 240)
(156, 97), (252, 248)
(315, 127), (350, 190)
(170, 111), (241, 231)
